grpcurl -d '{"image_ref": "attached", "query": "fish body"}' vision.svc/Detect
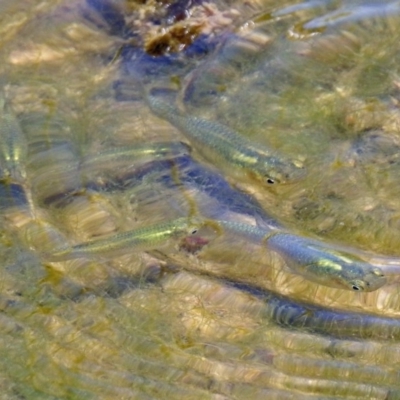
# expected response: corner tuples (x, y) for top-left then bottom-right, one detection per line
(0, 95), (27, 182)
(217, 220), (386, 291)
(47, 217), (204, 261)
(81, 141), (191, 173)
(266, 232), (386, 292)
(217, 219), (272, 241)
(222, 278), (400, 340)
(147, 93), (304, 185)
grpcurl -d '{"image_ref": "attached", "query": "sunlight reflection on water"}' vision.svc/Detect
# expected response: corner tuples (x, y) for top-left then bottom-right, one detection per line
(0, 0), (400, 398)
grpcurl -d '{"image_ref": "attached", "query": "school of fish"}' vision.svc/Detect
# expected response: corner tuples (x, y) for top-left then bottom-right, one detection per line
(0, 89), (390, 293)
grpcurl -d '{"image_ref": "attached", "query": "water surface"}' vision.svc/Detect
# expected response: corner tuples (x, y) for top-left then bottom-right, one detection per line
(1, 0), (400, 398)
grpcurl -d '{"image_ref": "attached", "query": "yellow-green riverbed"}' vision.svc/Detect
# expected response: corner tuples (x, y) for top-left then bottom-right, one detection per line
(1, 0), (400, 398)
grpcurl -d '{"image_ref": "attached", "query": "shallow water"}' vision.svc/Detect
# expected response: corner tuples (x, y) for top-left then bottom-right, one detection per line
(1, 0), (400, 398)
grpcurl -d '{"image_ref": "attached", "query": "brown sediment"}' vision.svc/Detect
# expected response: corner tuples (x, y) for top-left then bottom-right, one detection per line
(125, 2), (242, 55)
(145, 23), (204, 55)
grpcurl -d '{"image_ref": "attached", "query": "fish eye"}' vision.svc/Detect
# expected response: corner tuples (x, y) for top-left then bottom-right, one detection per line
(267, 178), (275, 184)
(350, 279), (365, 291)
(351, 280), (365, 291)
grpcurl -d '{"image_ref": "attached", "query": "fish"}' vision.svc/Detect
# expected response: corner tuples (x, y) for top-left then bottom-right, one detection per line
(80, 141), (191, 174)
(216, 220), (386, 292)
(147, 91), (304, 185)
(266, 232), (386, 292)
(225, 278), (400, 341)
(46, 216), (207, 261)
(0, 94), (27, 182)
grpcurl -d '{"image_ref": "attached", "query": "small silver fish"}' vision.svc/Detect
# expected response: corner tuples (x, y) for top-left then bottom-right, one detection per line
(81, 141), (191, 173)
(147, 93), (304, 185)
(47, 217), (205, 261)
(217, 220), (386, 292)
(266, 233), (386, 292)
(0, 94), (27, 182)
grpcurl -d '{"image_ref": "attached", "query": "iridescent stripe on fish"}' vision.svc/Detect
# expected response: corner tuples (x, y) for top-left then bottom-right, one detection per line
(46, 216), (206, 261)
